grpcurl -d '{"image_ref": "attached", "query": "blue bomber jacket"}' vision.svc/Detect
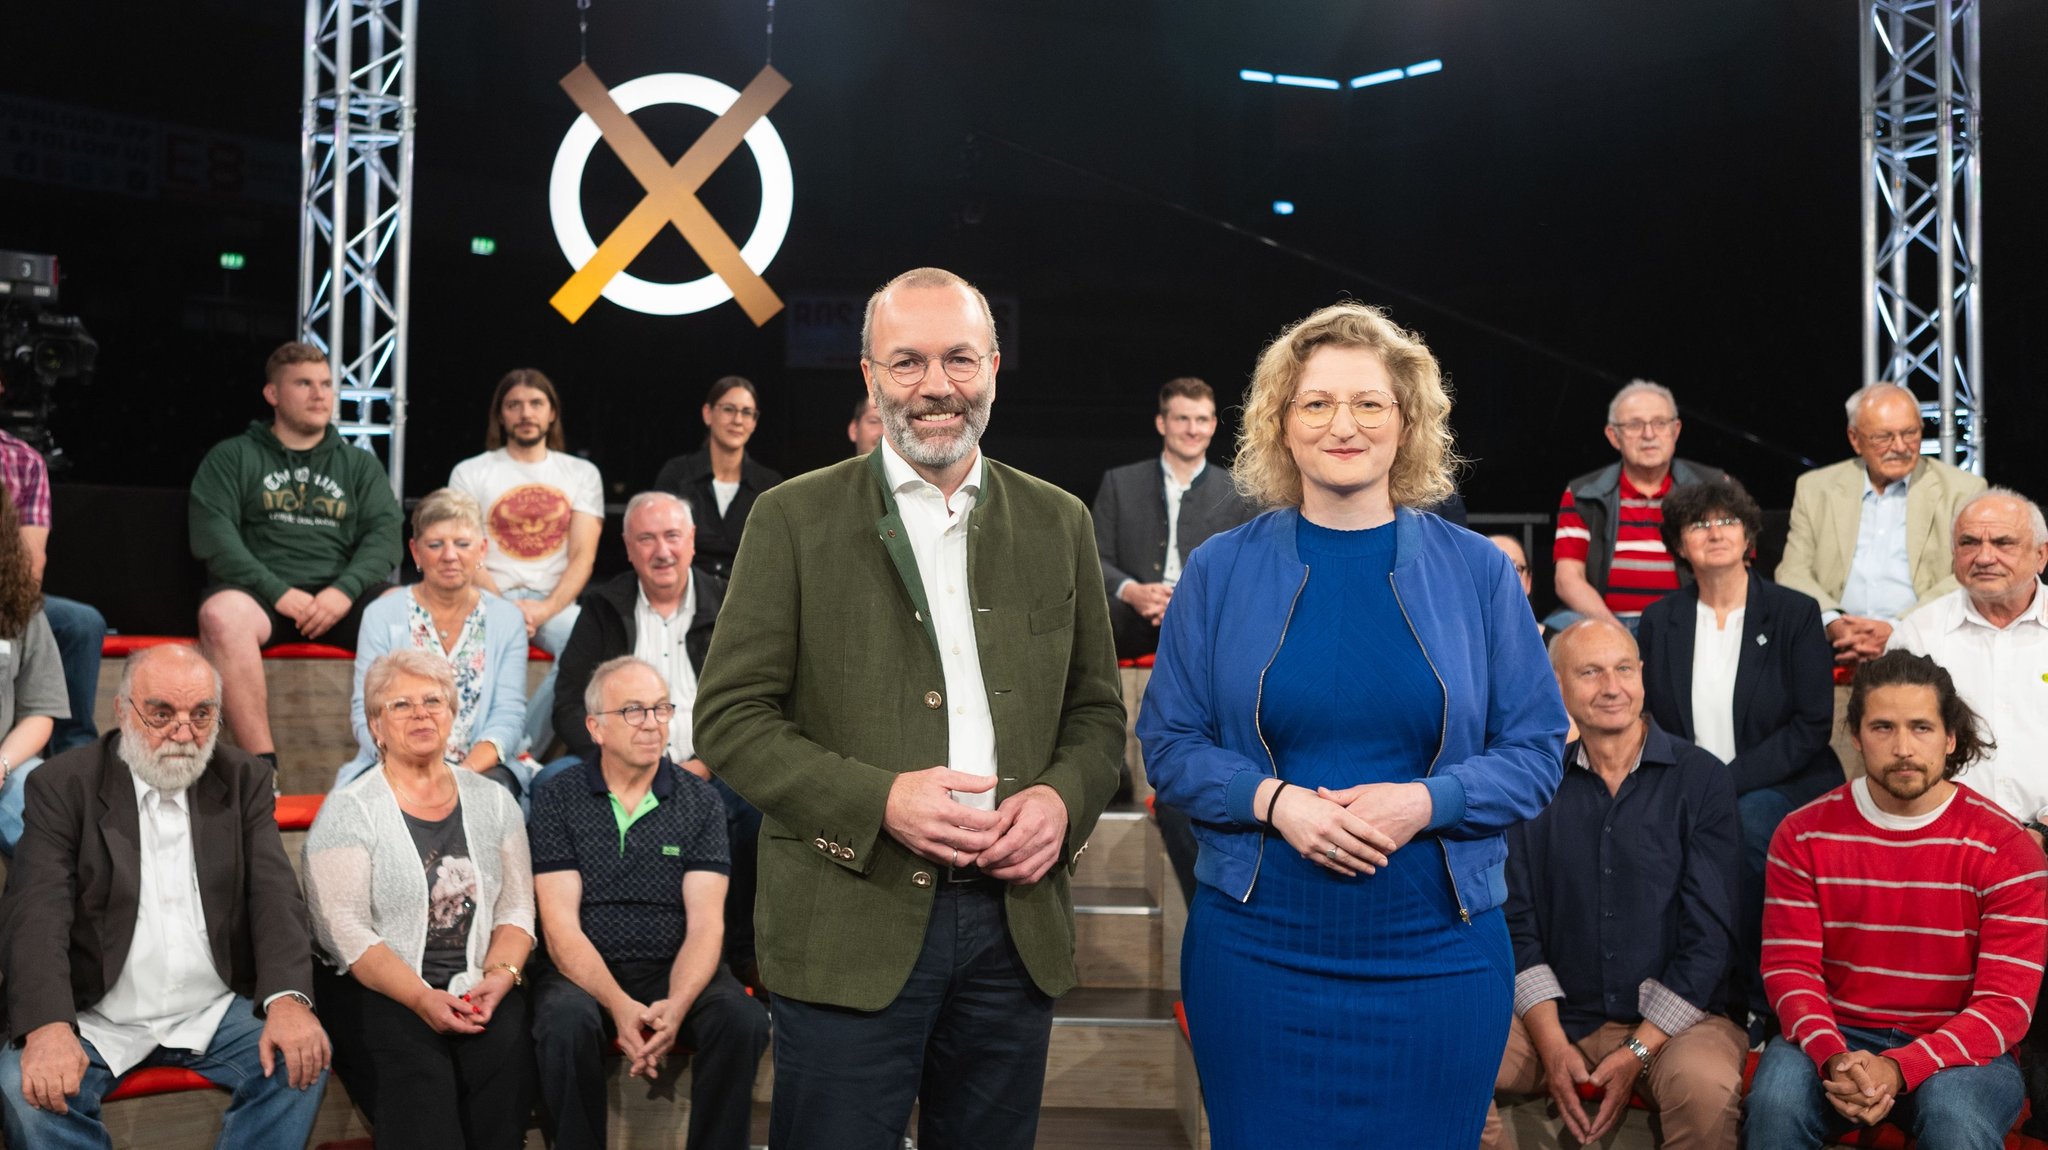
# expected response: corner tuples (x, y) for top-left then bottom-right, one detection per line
(1135, 506), (1567, 918)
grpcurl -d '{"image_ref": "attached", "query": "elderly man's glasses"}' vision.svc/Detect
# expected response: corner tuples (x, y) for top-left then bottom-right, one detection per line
(1291, 394), (1399, 430)
(384, 695), (451, 719)
(1858, 429), (1920, 448)
(871, 352), (986, 385)
(125, 698), (219, 734)
(598, 702), (676, 726)
(1682, 517), (1744, 534)
(1612, 417), (1677, 437)
(712, 402), (758, 422)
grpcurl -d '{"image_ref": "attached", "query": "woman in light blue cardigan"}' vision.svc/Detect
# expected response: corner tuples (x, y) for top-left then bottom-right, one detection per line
(335, 489), (531, 798)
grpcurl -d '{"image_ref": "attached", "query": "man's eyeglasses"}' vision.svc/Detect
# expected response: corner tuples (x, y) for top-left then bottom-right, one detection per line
(712, 402), (759, 422)
(1682, 517), (1745, 534)
(125, 698), (219, 734)
(597, 702), (677, 726)
(1611, 418), (1678, 437)
(870, 352), (986, 385)
(1858, 429), (1920, 448)
(384, 695), (451, 719)
(1290, 394), (1399, 430)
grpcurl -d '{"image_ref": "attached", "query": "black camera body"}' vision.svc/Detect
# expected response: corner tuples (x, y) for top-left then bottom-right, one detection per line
(0, 249), (98, 465)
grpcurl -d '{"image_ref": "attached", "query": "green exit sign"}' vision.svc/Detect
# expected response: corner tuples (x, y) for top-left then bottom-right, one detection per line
(219, 252), (246, 270)
(470, 236), (496, 256)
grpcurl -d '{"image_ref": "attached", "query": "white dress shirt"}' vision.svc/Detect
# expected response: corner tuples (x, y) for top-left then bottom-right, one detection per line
(75, 774), (236, 1077)
(880, 438), (999, 811)
(1889, 582), (2048, 824)
(1160, 456), (1206, 588)
(1690, 603), (1746, 763)
(633, 577), (701, 763)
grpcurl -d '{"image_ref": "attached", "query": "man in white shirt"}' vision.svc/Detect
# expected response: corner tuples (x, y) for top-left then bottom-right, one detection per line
(0, 644), (329, 1149)
(448, 368), (604, 757)
(1888, 488), (2048, 838)
(1091, 377), (1256, 660)
(1777, 382), (1985, 665)
(694, 266), (1125, 1150)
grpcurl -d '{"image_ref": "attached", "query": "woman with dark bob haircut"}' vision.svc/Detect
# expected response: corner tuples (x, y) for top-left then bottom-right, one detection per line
(1137, 301), (1567, 1146)
(1637, 477), (1841, 1041)
(652, 376), (783, 581)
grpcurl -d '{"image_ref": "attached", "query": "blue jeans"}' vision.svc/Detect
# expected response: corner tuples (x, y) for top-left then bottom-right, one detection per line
(0, 996), (328, 1150)
(42, 596), (106, 754)
(1745, 1030), (2021, 1150)
(0, 754), (46, 856)
(505, 591), (578, 758)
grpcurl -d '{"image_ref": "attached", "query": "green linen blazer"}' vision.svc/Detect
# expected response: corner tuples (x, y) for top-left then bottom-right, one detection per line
(694, 449), (1127, 1010)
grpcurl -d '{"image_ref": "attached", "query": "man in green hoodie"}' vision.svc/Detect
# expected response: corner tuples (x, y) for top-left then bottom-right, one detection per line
(189, 343), (402, 770)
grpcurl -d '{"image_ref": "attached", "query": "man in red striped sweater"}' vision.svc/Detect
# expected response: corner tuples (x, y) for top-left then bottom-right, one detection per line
(1747, 650), (2047, 1149)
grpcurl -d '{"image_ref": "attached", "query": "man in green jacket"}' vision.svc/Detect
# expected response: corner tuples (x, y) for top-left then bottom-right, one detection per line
(189, 342), (402, 769)
(694, 267), (1125, 1150)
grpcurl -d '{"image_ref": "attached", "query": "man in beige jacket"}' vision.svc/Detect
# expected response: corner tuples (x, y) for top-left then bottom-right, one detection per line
(1776, 382), (1985, 665)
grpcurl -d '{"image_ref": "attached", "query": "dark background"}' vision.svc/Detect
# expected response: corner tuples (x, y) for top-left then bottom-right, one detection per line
(5, 0), (2044, 536)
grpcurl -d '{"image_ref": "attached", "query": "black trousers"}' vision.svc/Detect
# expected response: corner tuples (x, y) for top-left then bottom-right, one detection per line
(530, 959), (769, 1150)
(767, 879), (1055, 1150)
(316, 965), (535, 1150)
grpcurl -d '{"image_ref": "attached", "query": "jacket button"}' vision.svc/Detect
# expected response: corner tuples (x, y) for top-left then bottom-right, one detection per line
(814, 838), (829, 852)
(924, 691), (943, 709)
(912, 871), (933, 887)
(842, 847), (857, 862)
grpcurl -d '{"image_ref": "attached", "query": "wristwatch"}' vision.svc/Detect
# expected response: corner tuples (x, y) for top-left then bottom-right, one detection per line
(1622, 1035), (1656, 1073)
(485, 962), (525, 988)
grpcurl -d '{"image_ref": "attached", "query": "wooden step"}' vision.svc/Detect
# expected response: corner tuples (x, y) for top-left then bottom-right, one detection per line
(1075, 809), (1156, 889)
(1044, 988), (1179, 1111)
(1073, 885), (1165, 989)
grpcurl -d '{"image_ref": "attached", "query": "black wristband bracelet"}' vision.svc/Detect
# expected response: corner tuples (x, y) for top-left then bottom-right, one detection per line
(1259, 780), (1290, 826)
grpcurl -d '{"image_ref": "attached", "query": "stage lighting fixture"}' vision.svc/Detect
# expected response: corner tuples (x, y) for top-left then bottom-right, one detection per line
(1272, 201), (1295, 215)
(1273, 74), (1340, 90)
(1348, 58), (1445, 89)
(470, 236), (497, 256)
(1239, 69), (1275, 83)
(218, 252), (246, 270)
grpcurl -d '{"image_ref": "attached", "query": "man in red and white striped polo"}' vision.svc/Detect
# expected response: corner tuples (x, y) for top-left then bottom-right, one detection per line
(1746, 650), (2047, 1149)
(1551, 381), (1728, 634)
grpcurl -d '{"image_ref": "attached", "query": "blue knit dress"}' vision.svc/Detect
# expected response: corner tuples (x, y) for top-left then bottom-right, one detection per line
(1181, 517), (1514, 1147)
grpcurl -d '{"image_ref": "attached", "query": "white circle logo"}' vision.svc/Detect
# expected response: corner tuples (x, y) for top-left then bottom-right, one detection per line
(547, 73), (794, 317)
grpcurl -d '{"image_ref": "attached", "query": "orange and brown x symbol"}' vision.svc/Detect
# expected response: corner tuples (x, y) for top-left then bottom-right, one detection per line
(549, 62), (790, 326)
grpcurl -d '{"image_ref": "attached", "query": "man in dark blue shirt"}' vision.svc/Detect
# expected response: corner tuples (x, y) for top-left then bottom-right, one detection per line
(1482, 619), (1747, 1150)
(528, 656), (769, 1150)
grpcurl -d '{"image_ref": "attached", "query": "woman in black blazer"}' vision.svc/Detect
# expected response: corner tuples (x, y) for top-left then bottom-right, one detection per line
(1638, 477), (1840, 1040)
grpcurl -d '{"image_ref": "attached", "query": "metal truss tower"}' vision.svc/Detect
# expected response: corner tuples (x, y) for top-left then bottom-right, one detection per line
(1861, 0), (1983, 473)
(298, 0), (417, 495)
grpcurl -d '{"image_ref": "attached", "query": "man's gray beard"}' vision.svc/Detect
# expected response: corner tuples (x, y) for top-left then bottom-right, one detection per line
(877, 384), (994, 471)
(118, 724), (219, 792)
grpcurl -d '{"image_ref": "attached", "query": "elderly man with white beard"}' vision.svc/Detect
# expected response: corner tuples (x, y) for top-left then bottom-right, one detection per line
(0, 644), (330, 1150)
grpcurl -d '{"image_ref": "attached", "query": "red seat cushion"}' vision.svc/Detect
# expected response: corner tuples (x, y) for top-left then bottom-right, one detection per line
(103, 1067), (219, 1101)
(528, 646), (553, 662)
(260, 642), (354, 659)
(1116, 654), (1157, 670)
(100, 635), (197, 658)
(1173, 1000), (1190, 1042)
(274, 794), (324, 832)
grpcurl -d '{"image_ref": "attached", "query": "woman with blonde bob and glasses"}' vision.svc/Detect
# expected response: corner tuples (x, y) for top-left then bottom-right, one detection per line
(1137, 302), (1566, 1146)
(303, 647), (536, 1149)
(334, 488), (531, 800)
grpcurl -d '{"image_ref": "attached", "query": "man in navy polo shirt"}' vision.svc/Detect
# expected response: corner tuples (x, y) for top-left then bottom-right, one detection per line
(528, 656), (768, 1150)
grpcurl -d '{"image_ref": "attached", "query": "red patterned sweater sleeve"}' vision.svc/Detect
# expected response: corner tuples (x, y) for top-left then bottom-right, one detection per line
(1762, 806), (1848, 1071)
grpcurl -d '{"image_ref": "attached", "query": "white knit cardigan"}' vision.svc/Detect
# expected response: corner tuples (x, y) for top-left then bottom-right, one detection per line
(302, 763), (535, 996)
